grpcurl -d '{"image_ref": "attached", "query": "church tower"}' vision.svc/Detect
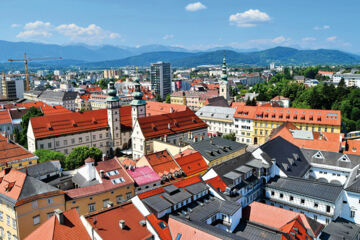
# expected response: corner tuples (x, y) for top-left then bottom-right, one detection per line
(219, 55), (230, 101)
(131, 68), (147, 128)
(106, 81), (121, 151)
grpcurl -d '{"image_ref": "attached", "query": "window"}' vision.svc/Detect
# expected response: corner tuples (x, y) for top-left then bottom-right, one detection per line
(93, 135), (96, 140)
(326, 205), (331, 213)
(32, 200), (38, 209)
(71, 138), (75, 144)
(351, 211), (355, 218)
(280, 193), (284, 198)
(313, 215), (317, 220)
(79, 137), (82, 143)
(47, 197), (53, 205)
(126, 192), (132, 200)
(40, 144), (44, 149)
(103, 199), (109, 208)
(116, 195), (124, 204)
(290, 196), (294, 201)
(33, 215), (40, 225)
(314, 202), (318, 208)
(88, 203), (96, 212)
(301, 199), (305, 204)
(86, 136), (90, 141)
(0, 227), (3, 238)
(55, 141), (60, 147)
(7, 231), (10, 240)
(326, 218), (330, 224)
(64, 140), (67, 146)
(48, 142), (52, 148)
(6, 215), (10, 226)
(13, 235), (17, 240)
(12, 218), (16, 229)
(48, 212), (54, 219)
(0, 211), (3, 221)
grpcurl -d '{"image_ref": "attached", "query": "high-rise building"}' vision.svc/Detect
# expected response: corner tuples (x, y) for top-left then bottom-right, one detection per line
(150, 62), (171, 99)
(1, 74), (25, 99)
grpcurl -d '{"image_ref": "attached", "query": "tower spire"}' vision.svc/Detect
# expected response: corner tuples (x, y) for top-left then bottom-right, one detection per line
(221, 52), (228, 81)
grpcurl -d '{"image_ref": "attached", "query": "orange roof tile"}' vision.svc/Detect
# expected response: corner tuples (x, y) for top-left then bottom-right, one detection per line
(244, 201), (323, 238)
(138, 186), (165, 199)
(172, 175), (202, 188)
(0, 135), (37, 166)
(174, 151), (208, 176)
(24, 209), (91, 240)
(233, 105), (341, 126)
(0, 168), (27, 200)
(143, 150), (181, 177)
(146, 214), (172, 240)
(269, 122), (342, 152)
(205, 176), (227, 192)
(344, 140), (360, 155)
(86, 202), (152, 240)
(41, 105), (72, 116)
(145, 101), (188, 116)
(0, 110), (11, 124)
(138, 108), (207, 139)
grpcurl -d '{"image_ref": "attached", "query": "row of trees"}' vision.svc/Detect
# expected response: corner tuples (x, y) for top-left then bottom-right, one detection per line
(251, 72), (360, 132)
(35, 146), (103, 170)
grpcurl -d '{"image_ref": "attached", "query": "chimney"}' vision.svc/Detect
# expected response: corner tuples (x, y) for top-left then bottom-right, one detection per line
(54, 209), (64, 224)
(119, 220), (126, 229)
(168, 123), (171, 129)
(100, 170), (105, 178)
(170, 107), (174, 113)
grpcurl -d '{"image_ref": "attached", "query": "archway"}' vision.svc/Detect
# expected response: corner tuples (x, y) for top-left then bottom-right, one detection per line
(330, 179), (342, 186)
(254, 137), (258, 145)
(318, 178), (328, 183)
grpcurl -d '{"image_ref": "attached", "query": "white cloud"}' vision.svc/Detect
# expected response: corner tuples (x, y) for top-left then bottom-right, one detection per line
(162, 34), (174, 40)
(16, 20), (121, 44)
(11, 24), (21, 28)
(272, 36), (288, 44)
(302, 37), (316, 41)
(326, 36), (337, 42)
(229, 9), (270, 27)
(185, 2), (206, 12)
(314, 25), (330, 30)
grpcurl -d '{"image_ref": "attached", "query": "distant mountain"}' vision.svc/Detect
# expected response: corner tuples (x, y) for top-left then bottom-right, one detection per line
(84, 47), (360, 68)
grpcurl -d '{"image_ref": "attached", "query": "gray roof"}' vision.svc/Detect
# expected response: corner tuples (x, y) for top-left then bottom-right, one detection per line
(266, 177), (343, 203)
(320, 218), (360, 240)
(189, 137), (247, 162)
(39, 90), (77, 101)
(261, 136), (311, 178)
(162, 188), (192, 205)
(301, 149), (360, 170)
(346, 177), (360, 193)
(188, 197), (242, 222)
(19, 160), (61, 178)
(19, 176), (59, 201)
(72, 172), (99, 188)
(224, 171), (243, 180)
(235, 166), (253, 173)
(142, 195), (173, 212)
(184, 182), (207, 195)
(234, 222), (282, 240)
(291, 130), (314, 140)
(196, 106), (235, 121)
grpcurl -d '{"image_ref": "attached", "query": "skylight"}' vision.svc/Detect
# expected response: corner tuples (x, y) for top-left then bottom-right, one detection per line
(107, 170), (119, 176)
(111, 177), (125, 184)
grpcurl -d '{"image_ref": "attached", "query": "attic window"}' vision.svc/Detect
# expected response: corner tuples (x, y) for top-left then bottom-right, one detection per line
(47, 123), (53, 130)
(158, 222), (167, 229)
(338, 154), (350, 162)
(111, 177), (125, 184)
(92, 117), (97, 124)
(192, 117), (196, 123)
(5, 182), (15, 192)
(72, 120), (77, 127)
(151, 123), (157, 130)
(0, 177), (3, 184)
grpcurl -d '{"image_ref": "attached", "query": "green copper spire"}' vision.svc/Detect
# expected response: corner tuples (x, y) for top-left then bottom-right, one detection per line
(106, 81), (120, 102)
(221, 53), (228, 81)
(131, 67), (147, 106)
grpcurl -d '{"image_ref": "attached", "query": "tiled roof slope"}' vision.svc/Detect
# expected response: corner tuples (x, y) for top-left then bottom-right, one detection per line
(233, 105), (341, 126)
(24, 209), (91, 240)
(145, 101), (188, 116)
(41, 105), (72, 116)
(86, 202), (152, 240)
(0, 134), (37, 165)
(138, 108), (207, 139)
(143, 150), (181, 177)
(174, 151), (208, 176)
(266, 177), (343, 203)
(0, 110), (11, 124)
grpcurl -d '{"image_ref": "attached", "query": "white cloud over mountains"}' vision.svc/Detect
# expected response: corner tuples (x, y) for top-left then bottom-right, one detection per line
(229, 9), (270, 27)
(15, 20), (120, 44)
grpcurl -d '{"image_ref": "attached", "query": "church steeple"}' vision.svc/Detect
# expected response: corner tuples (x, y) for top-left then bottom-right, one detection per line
(131, 67), (147, 127)
(221, 53), (228, 82)
(106, 81), (121, 151)
(219, 54), (230, 101)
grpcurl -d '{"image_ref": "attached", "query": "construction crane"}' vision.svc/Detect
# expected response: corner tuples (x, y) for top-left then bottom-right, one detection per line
(8, 53), (62, 91)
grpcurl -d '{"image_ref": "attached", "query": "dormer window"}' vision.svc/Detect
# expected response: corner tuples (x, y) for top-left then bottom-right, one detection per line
(313, 151), (324, 159)
(338, 154), (350, 162)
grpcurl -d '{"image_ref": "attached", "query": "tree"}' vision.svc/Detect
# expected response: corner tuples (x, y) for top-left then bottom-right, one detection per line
(165, 94), (171, 103)
(18, 107), (43, 147)
(64, 146), (103, 170)
(222, 133), (236, 141)
(35, 149), (66, 166)
(97, 79), (109, 89)
(156, 94), (162, 102)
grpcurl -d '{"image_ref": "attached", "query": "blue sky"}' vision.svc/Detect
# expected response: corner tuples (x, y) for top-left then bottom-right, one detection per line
(1, 0), (359, 52)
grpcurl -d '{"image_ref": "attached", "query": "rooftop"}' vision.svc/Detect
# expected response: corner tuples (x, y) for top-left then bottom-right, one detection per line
(142, 150), (181, 177)
(196, 106), (235, 121)
(127, 166), (161, 186)
(174, 151), (208, 176)
(320, 217), (360, 240)
(19, 160), (61, 178)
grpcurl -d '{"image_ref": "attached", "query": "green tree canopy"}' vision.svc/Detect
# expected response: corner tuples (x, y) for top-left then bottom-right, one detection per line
(35, 149), (66, 166)
(18, 107), (43, 148)
(65, 146), (102, 170)
(165, 94), (171, 103)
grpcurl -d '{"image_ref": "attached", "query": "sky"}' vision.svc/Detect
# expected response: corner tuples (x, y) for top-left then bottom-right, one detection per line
(1, 0), (359, 53)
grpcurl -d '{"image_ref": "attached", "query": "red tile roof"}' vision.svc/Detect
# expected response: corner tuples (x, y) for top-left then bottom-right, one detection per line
(31, 106), (132, 139)
(0, 110), (11, 124)
(172, 175), (202, 188)
(344, 140), (360, 155)
(271, 96), (289, 101)
(269, 122), (342, 152)
(142, 150), (181, 177)
(41, 105), (72, 116)
(0, 134), (37, 166)
(233, 105), (341, 126)
(138, 108), (207, 139)
(205, 176), (227, 192)
(2, 101), (49, 110)
(138, 186), (165, 199)
(244, 201), (323, 238)
(127, 166), (161, 186)
(174, 151), (208, 176)
(146, 214), (172, 240)
(65, 159), (134, 199)
(24, 209), (91, 240)
(86, 202), (152, 240)
(0, 168), (26, 200)
(145, 101), (188, 116)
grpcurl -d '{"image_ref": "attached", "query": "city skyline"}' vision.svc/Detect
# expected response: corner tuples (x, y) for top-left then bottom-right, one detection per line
(0, 0), (359, 53)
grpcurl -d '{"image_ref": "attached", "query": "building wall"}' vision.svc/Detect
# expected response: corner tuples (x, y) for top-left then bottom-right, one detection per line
(342, 191), (360, 224)
(200, 117), (234, 135)
(66, 185), (135, 216)
(16, 194), (65, 239)
(307, 167), (350, 186)
(1, 157), (38, 171)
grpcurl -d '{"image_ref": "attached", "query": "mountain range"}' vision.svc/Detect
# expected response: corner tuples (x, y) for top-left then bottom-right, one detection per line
(0, 40), (359, 69)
